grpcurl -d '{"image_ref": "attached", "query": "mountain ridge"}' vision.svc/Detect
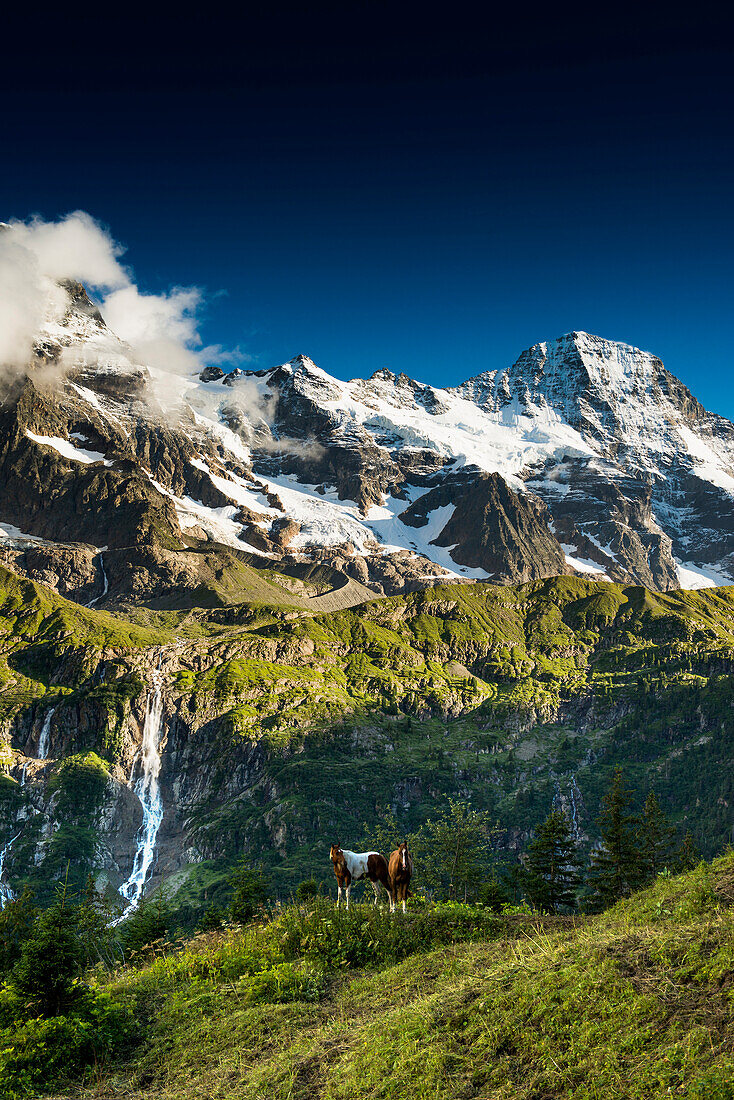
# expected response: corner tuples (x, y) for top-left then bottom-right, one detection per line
(1, 280), (733, 608)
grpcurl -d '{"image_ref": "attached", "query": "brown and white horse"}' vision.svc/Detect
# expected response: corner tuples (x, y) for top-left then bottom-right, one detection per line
(330, 844), (392, 909)
(388, 841), (413, 913)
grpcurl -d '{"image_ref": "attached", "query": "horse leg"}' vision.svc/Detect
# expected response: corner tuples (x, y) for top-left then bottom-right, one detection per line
(337, 883), (342, 908)
(346, 884), (351, 910)
(372, 880), (380, 906)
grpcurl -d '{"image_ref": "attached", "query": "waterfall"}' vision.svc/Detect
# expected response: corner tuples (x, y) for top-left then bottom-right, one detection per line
(0, 832), (20, 910)
(37, 706), (56, 760)
(86, 552), (109, 607)
(568, 775), (583, 840)
(116, 674), (165, 916)
(20, 763), (27, 787)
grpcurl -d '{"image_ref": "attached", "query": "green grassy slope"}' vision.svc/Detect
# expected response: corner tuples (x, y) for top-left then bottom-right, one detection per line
(42, 853), (734, 1100)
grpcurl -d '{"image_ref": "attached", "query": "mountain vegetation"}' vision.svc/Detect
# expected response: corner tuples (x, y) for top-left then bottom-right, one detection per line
(1, 850), (733, 1098)
(2, 567), (734, 915)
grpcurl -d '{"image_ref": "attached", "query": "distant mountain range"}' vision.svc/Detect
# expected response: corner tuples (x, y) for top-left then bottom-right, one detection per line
(2, 278), (733, 608)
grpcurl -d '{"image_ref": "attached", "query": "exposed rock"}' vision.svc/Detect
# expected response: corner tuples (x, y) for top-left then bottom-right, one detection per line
(403, 471), (567, 581)
(199, 365), (225, 383)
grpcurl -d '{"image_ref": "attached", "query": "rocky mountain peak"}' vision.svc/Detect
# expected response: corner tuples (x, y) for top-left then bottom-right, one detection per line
(1, 292), (734, 603)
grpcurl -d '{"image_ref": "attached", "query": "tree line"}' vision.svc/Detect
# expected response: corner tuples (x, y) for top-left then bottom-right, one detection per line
(358, 767), (701, 913)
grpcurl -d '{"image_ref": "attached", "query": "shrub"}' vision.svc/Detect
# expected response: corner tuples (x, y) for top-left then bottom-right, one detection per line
(295, 878), (319, 901)
(0, 989), (136, 1097)
(122, 892), (171, 957)
(229, 862), (268, 924)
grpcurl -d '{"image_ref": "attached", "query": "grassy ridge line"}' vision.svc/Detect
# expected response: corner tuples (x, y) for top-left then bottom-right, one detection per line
(170, 574), (734, 742)
(69, 853), (734, 1099)
(0, 565), (174, 653)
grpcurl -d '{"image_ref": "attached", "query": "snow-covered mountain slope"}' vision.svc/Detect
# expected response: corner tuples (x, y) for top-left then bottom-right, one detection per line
(0, 279), (732, 606)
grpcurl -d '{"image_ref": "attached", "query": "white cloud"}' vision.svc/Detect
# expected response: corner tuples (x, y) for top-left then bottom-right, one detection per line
(8, 211), (129, 291)
(0, 212), (240, 391)
(101, 284), (201, 346)
(0, 233), (45, 369)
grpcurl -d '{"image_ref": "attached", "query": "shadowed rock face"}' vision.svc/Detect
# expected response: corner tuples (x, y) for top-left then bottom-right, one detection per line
(402, 471), (567, 582)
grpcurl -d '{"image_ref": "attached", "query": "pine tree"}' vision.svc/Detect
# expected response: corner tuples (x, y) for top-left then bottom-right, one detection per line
(589, 767), (643, 908)
(11, 881), (85, 1016)
(229, 862), (268, 924)
(673, 830), (701, 873)
(638, 791), (675, 880)
(523, 810), (582, 913)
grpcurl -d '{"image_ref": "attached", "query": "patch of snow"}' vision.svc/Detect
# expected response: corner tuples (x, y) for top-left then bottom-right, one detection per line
(189, 458), (273, 515)
(676, 427), (734, 494)
(674, 560), (731, 589)
(25, 431), (111, 466)
(149, 477), (272, 555)
(561, 545), (609, 577)
(0, 523), (47, 544)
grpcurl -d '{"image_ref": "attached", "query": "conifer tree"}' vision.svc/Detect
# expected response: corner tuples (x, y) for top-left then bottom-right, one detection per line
(523, 810), (581, 913)
(673, 830), (701, 873)
(639, 790), (675, 880)
(589, 767), (642, 908)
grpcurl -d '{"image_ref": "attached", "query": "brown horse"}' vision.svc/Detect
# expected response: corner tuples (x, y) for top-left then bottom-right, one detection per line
(388, 841), (413, 913)
(329, 844), (392, 909)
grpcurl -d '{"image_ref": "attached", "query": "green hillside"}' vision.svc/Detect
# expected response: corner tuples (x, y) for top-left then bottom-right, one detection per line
(2, 568), (734, 907)
(2, 854), (733, 1098)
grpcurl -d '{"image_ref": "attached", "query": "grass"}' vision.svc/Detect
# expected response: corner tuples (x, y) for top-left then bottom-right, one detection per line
(24, 852), (734, 1099)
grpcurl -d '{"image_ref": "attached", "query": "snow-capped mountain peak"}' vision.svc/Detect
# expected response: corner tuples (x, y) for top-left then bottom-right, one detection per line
(1, 284), (733, 606)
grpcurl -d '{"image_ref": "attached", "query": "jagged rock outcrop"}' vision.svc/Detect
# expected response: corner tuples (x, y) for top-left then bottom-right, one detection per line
(402, 471), (567, 581)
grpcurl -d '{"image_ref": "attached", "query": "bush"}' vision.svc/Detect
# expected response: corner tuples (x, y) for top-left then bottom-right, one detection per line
(229, 862), (268, 924)
(122, 892), (171, 956)
(295, 878), (319, 901)
(269, 898), (501, 970)
(0, 989), (137, 1097)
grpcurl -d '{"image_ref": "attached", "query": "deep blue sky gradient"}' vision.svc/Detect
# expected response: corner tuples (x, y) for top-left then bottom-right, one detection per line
(2, 8), (733, 412)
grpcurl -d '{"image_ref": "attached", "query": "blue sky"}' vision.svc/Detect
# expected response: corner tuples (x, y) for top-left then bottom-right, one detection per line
(1, 10), (733, 412)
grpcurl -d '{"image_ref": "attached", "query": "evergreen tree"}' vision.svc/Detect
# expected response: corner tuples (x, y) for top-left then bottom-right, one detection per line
(589, 768), (643, 908)
(11, 893), (85, 1015)
(523, 810), (582, 913)
(639, 791), (675, 880)
(673, 830), (701, 873)
(229, 861), (268, 924)
(477, 872), (511, 912)
(122, 890), (171, 955)
(0, 885), (37, 977)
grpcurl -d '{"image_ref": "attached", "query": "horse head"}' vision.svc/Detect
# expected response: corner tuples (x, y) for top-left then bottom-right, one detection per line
(330, 843), (346, 871)
(399, 841), (409, 870)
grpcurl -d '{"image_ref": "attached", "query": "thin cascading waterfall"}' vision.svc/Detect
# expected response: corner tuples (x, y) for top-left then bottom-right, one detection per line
(86, 552), (109, 608)
(0, 832), (20, 910)
(116, 673), (165, 916)
(37, 706), (56, 760)
(568, 775), (583, 840)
